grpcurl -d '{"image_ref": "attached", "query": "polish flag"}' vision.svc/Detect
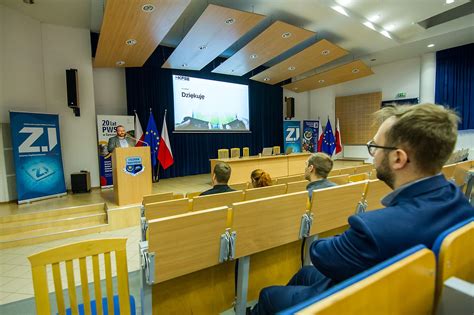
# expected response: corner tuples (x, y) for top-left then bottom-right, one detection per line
(335, 118), (342, 155)
(317, 120), (324, 152)
(134, 113), (145, 147)
(158, 115), (174, 169)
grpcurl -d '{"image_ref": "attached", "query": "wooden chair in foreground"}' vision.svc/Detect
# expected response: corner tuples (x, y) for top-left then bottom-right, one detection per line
(192, 190), (244, 211)
(279, 245), (436, 315)
(244, 184), (287, 201)
(28, 238), (135, 315)
(432, 218), (474, 314)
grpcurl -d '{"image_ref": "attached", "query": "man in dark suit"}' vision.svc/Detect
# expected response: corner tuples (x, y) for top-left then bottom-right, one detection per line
(200, 162), (235, 196)
(107, 125), (135, 153)
(250, 103), (474, 314)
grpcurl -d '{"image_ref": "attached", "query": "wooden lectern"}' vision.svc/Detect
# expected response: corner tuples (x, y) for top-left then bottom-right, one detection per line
(112, 147), (152, 206)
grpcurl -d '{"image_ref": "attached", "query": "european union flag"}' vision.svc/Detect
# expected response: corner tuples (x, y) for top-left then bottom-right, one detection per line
(144, 114), (160, 167)
(321, 118), (336, 156)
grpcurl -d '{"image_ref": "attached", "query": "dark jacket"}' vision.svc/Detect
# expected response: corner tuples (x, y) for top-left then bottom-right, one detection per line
(200, 184), (235, 196)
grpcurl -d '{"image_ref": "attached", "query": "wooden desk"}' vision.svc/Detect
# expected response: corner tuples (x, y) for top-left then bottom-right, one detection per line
(210, 153), (311, 184)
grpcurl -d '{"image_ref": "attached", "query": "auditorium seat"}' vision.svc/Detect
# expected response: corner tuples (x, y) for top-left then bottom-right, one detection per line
(327, 174), (349, 185)
(142, 192), (174, 205)
(432, 218), (474, 314)
(28, 238), (136, 315)
(144, 198), (191, 220)
(230, 182), (249, 190)
(275, 174), (305, 185)
(278, 245), (435, 315)
(218, 148), (230, 159)
(244, 184), (287, 201)
(348, 173), (369, 182)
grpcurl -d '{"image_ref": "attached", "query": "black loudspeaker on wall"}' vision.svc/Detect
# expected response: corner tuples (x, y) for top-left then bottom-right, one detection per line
(66, 69), (80, 117)
(285, 97), (295, 119)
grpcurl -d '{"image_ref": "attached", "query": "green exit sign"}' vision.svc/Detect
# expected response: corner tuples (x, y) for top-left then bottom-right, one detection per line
(396, 92), (407, 98)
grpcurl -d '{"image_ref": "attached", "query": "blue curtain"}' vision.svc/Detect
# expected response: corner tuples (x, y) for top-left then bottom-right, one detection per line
(435, 43), (473, 130)
(126, 46), (283, 179)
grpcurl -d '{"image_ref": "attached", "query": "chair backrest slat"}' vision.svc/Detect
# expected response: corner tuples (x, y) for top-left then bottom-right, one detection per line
(145, 198), (190, 220)
(31, 265), (51, 314)
(65, 260), (78, 315)
(52, 262), (66, 315)
(310, 182), (367, 235)
(286, 180), (309, 194)
(79, 257), (92, 315)
(244, 184), (287, 201)
(116, 248), (131, 314)
(148, 207), (229, 283)
(192, 190), (243, 211)
(142, 192), (174, 205)
(327, 174), (349, 185)
(104, 252), (114, 314)
(232, 191), (308, 258)
(92, 254), (103, 315)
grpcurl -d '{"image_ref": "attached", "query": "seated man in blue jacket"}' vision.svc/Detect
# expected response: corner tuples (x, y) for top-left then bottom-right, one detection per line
(250, 103), (474, 314)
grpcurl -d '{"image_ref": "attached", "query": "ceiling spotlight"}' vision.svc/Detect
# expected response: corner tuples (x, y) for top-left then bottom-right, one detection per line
(446, 0), (455, 4)
(282, 32), (292, 38)
(368, 14), (381, 22)
(331, 5), (349, 17)
(263, 77), (271, 81)
(116, 61), (125, 66)
(427, 43), (435, 48)
(352, 68), (360, 74)
(385, 24), (395, 31)
(288, 66), (296, 71)
(363, 21), (375, 30)
(125, 39), (137, 46)
(225, 18), (235, 25)
(321, 49), (330, 56)
(250, 54), (258, 59)
(142, 4), (155, 12)
(318, 79), (325, 83)
(199, 45), (207, 50)
(380, 30), (392, 39)
(182, 63), (188, 67)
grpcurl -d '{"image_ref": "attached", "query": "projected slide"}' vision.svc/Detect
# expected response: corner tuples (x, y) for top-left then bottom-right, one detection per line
(173, 75), (250, 132)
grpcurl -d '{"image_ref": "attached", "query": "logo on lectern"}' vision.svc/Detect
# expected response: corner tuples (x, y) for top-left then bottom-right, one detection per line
(123, 156), (144, 176)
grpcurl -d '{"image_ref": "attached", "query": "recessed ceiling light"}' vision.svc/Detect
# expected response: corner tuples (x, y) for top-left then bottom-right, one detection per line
(368, 14), (381, 22)
(288, 66), (296, 71)
(293, 87), (298, 90)
(318, 79), (325, 83)
(250, 54), (258, 59)
(282, 32), (292, 38)
(363, 21), (375, 30)
(225, 18), (235, 25)
(446, 0), (455, 4)
(182, 63), (188, 67)
(116, 61), (125, 66)
(380, 30), (392, 39)
(331, 5), (349, 17)
(352, 68), (360, 74)
(142, 4), (155, 12)
(321, 49), (331, 56)
(199, 45), (207, 50)
(427, 43), (435, 48)
(125, 39), (137, 46)
(263, 77), (271, 81)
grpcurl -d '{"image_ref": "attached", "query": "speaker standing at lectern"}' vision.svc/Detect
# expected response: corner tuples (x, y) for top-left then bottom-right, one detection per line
(107, 125), (136, 153)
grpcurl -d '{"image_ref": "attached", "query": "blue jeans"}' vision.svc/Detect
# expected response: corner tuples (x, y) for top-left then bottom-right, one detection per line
(251, 266), (336, 315)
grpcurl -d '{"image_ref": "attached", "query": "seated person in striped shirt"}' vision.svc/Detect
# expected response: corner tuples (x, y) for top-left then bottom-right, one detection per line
(304, 153), (337, 199)
(200, 162), (235, 196)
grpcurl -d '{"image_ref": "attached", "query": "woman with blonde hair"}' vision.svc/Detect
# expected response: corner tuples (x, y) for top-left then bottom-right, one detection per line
(251, 169), (272, 188)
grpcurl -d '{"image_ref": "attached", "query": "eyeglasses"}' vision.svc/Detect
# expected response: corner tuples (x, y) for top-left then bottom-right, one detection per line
(366, 140), (398, 157)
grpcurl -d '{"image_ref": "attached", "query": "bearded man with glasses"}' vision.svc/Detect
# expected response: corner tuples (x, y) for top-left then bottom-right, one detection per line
(249, 103), (474, 315)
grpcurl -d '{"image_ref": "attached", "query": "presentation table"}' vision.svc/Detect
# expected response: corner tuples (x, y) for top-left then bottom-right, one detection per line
(210, 153), (311, 184)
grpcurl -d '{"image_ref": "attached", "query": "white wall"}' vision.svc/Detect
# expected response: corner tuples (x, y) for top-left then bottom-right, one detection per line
(420, 53), (436, 103)
(93, 68), (128, 115)
(0, 5), (113, 200)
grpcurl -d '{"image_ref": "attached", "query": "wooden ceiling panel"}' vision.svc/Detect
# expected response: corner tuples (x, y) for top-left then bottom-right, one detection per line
(94, 0), (191, 68)
(250, 39), (349, 84)
(212, 21), (315, 76)
(162, 5), (265, 71)
(282, 60), (374, 93)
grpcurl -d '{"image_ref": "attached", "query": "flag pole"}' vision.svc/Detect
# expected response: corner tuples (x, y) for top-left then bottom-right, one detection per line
(155, 110), (167, 183)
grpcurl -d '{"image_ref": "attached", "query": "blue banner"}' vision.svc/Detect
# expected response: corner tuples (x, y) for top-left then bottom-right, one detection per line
(10, 112), (66, 203)
(283, 120), (301, 153)
(302, 120), (320, 153)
